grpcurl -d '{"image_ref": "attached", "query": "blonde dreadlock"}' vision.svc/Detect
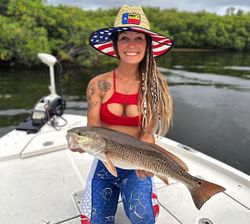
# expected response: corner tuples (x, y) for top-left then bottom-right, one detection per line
(139, 35), (173, 136)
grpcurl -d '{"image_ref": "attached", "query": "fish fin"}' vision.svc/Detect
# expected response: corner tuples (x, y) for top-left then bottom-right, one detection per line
(156, 175), (169, 185)
(103, 153), (118, 177)
(188, 179), (225, 210)
(150, 143), (189, 172)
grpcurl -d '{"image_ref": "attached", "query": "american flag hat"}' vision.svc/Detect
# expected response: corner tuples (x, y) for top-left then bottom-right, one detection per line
(89, 5), (173, 58)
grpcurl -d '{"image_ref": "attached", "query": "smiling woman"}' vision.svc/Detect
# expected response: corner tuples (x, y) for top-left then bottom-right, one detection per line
(68, 5), (174, 224)
(116, 31), (147, 64)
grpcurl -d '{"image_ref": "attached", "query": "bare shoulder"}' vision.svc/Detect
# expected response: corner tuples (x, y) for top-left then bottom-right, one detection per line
(90, 71), (112, 81)
(88, 71), (113, 93)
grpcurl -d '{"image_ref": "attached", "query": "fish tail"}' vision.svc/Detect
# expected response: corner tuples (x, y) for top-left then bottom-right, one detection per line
(188, 179), (225, 210)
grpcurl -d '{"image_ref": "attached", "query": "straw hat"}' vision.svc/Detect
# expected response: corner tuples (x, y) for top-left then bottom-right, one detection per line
(89, 5), (173, 57)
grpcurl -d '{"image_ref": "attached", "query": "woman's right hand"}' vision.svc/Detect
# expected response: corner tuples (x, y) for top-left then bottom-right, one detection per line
(69, 146), (85, 154)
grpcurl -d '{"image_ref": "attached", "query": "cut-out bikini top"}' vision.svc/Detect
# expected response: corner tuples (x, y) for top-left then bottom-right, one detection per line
(100, 70), (140, 126)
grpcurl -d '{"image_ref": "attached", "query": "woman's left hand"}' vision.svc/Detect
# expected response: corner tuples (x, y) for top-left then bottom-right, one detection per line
(136, 170), (154, 178)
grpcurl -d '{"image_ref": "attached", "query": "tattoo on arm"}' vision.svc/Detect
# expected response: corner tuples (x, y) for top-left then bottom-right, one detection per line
(87, 82), (98, 110)
(98, 80), (111, 93)
(86, 79), (110, 111)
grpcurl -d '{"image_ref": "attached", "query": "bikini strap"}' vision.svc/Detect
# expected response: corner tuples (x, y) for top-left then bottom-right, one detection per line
(113, 70), (116, 92)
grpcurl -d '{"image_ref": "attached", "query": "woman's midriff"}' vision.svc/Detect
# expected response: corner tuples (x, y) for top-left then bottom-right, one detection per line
(101, 123), (141, 138)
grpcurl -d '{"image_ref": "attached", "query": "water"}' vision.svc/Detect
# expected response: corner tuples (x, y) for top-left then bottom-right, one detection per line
(0, 51), (250, 175)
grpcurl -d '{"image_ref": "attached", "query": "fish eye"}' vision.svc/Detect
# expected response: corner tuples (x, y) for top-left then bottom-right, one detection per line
(76, 130), (83, 136)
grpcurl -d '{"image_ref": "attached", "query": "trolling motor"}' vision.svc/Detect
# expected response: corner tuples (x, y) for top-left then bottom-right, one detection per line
(17, 53), (66, 133)
(31, 53), (65, 121)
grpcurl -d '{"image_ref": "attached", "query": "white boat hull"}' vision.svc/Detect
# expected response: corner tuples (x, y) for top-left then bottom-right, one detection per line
(0, 114), (249, 224)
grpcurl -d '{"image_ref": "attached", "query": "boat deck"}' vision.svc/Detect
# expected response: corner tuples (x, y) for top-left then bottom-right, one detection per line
(0, 115), (249, 224)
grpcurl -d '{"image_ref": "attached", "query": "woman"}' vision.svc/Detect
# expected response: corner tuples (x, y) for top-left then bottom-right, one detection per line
(71, 5), (173, 224)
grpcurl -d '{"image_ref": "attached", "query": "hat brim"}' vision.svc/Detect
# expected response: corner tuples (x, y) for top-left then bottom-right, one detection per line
(89, 26), (173, 58)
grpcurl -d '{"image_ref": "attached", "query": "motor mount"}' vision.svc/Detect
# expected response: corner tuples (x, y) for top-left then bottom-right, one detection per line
(16, 53), (66, 133)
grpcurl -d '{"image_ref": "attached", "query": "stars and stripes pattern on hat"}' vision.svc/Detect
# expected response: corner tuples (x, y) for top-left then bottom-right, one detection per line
(89, 26), (173, 58)
(89, 27), (130, 57)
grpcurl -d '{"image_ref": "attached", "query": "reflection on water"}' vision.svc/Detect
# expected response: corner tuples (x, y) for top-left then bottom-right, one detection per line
(158, 50), (250, 79)
(167, 85), (250, 173)
(224, 66), (250, 71)
(161, 67), (250, 91)
(0, 51), (250, 174)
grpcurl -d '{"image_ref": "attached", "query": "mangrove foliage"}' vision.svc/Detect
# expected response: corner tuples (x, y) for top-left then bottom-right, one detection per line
(0, 0), (249, 66)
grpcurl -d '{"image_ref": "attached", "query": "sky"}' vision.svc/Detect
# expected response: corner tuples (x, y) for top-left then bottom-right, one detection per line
(46, 0), (250, 15)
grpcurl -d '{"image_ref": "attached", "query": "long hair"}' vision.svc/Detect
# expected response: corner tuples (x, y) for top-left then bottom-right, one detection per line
(112, 32), (173, 136)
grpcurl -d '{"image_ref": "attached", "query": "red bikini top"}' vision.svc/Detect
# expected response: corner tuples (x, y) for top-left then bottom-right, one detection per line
(100, 70), (141, 126)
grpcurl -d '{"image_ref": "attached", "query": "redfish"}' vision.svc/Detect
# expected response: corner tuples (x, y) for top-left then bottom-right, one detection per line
(66, 126), (225, 210)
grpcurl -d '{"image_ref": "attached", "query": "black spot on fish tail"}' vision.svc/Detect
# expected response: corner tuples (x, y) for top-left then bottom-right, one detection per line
(188, 179), (225, 210)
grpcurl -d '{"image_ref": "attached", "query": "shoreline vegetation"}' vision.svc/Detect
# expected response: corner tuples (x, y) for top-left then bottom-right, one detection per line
(0, 0), (249, 67)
